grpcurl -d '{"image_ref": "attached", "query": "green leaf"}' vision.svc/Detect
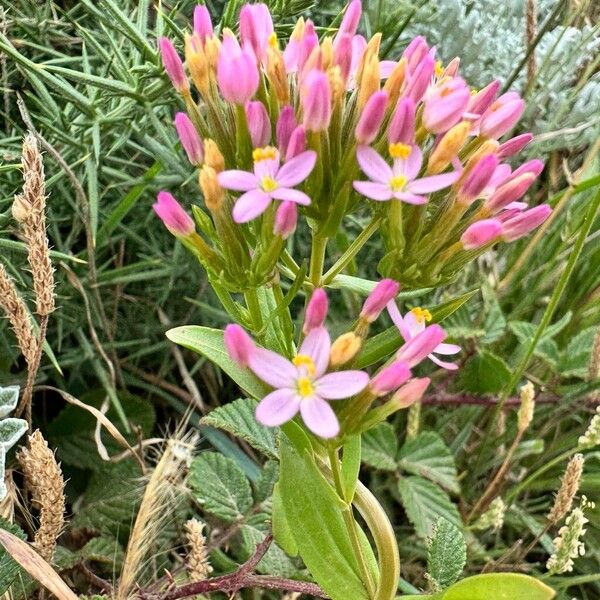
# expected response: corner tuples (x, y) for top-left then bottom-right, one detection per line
(0, 518), (26, 594)
(399, 432), (459, 494)
(459, 350), (511, 394)
(397, 476), (461, 538)
(279, 443), (369, 600)
(341, 435), (361, 502)
(201, 398), (278, 459)
(427, 518), (466, 590)
(561, 326), (598, 378)
(441, 573), (555, 599)
(188, 452), (253, 523)
(166, 326), (269, 399)
(254, 460), (279, 504)
(362, 423), (398, 471)
(272, 483), (298, 557)
(0, 387), (19, 419)
(0, 419), (27, 451)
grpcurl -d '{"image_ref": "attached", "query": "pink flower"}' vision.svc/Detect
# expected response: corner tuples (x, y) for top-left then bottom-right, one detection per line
(217, 33), (259, 104)
(461, 219), (502, 249)
(274, 201), (298, 238)
(301, 70), (332, 132)
(512, 159), (544, 178)
(335, 0), (362, 41)
(388, 97), (416, 145)
(159, 37), (188, 92)
(276, 106), (297, 157)
(224, 324), (255, 366)
(402, 36), (429, 72)
(303, 288), (328, 334)
(392, 377), (430, 408)
(500, 204), (551, 241)
(284, 20), (318, 74)
(243, 327), (369, 438)
(193, 5), (213, 42)
(388, 304), (460, 370)
(423, 77), (470, 133)
(369, 361), (411, 396)
(286, 126), (307, 160)
(480, 91), (525, 139)
(458, 154), (499, 204)
(403, 54), (435, 103)
(240, 3), (274, 62)
(353, 145), (460, 205)
(246, 101), (271, 148)
(333, 33), (353, 83)
(153, 191), (195, 237)
(360, 279), (400, 322)
(174, 112), (204, 165)
(355, 91), (388, 144)
(485, 172), (536, 214)
(218, 147), (316, 222)
(497, 133), (533, 159)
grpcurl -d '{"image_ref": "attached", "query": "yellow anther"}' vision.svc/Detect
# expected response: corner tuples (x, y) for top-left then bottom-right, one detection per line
(389, 175), (407, 192)
(411, 307), (432, 324)
(268, 32), (279, 49)
(389, 143), (412, 159)
(297, 377), (315, 398)
(252, 146), (278, 162)
(293, 354), (316, 376)
(435, 60), (444, 77)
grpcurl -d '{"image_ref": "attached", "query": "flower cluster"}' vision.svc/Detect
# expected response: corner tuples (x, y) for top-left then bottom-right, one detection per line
(154, 0), (552, 290)
(224, 282), (450, 439)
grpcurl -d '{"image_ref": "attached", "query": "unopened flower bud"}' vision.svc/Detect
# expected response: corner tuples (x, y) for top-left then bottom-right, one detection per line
(224, 324), (255, 367)
(239, 3), (274, 63)
(153, 191), (195, 237)
(402, 36), (429, 72)
(303, 288), (328, 334)
(458, 154), (499, 204)
(193, 5), (213, 43)
(501, 204), (552, 241)
(512, 159), (544, 178)
(360, 279), (400, 323)
(480, 91), (525, 139)
(301, 69), (332, 132)
(461, 219), (502, 249)
(286, 125), (307, 160)
(330, 332), (362, 366)
(273, 201), (297, 239)
(333, 33), (353, 83)
(467, 79), (500, 116)
(276, 106), (297, 157)
(204, 139), (225, 172)
(423, 77), (470, 134)
(403, 54), (434, 103)
(388, 97), (416, 144)
(427, 121), (470, 174)
(159, 37), (188, 92)
(396, 325), (445, 367)
(369, 361), (411, 396)
(174, 112), (204, 165)
(392, 377), (430, 409)
(485, 172), (536, 213)
(497, 133), (533, 159)
(246, 100), (271, 148)
(355, 91), (388, 144)
(217, 32), (259, 104)
(336, 0), (362, 40)
(199, 166), (224, 211)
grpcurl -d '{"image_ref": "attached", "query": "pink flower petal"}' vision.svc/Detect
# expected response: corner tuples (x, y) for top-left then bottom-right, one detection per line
(276, 150), (317, 187)
(256, 389), (301, 426)
(435, 342), (461, 355)
(270, 187), (312, 205)
(232, 189), (272, 223)
(403, 312), (426, 336)
(387, 301), (411, 341)
(396, 325), (446, 367)
(254, 154), (281, 179)
(298, 327), (331, 378)
(300, 397), (340, 438)
(315, 371), (370, 399)
(356, 145), (392, 183)
(408, 171), (460, 194)
(248, 348), (297, 388)
(428, 353), (459, 370)
(392, 192), (427, 204)
(353, 181), (393, 201)
(218, 170), (258, 191)
(394, 145), (423, 180)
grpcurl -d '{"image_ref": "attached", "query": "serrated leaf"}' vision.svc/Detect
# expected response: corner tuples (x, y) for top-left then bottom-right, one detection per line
(397, 476), (461, 538)
(0, 387), (19, 419)
(0, 518), (26, 594)
(254, 460), (279, 505)
(201, 398), (278, 459)
(0, 419), (27, 500)
(509, 322), (560, 366)
(362, 423), (398, 471)
(561, 326), (597, 378)
(399, 432), (459, 494)
(460, 350), (511, 394)
(427, 518), (466, 590)
(441, 573), (555, 599)
(279, 443), (370, 600)
(166, 326), (269, 400)
(188, 452), (253, 522)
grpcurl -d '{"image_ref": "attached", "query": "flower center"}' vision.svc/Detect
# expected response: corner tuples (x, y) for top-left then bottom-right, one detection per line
(261, 175), (279, 192)
(388, 143), (412, 160)
(297, 377), (315, 398)
(292, 354), (316, 375)
(411, 306), (432, 324)
(252, 146), (278, 162)
(389, 175), (407, 192)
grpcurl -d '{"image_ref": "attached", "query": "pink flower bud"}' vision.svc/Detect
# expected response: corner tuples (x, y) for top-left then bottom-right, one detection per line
(333, 33), (353, 83)
(396, 325), (446, 367)
(458, 154), (499, 203)
(403, 54), (435, 103)
(273, 201), (297, 239)
(337, 0), (362, 39)
(159, 37), (188, 92)
(461, 219), (502, 249)
(467, 79), (500, 116)
(245, 100), (271, 148)
(497, 133), (533, 159)
(443, 57), (460, 77)
(402, 36), (429, 72)
(174, 112), (204, 165)
(423, 77), (470, 133)
(388, 97), (416, 144)
(303, 288), (328, 334)
(370, 361), (412, 396)
(240, 3), (274, 62)
(485, 172), (536, 213)
(153, 191), (195, 237)
(511, 159), (544, 178)
(297, 20), (319, 74)
(286, 125), (307, 160)
(350, 35), (367, 77)
(217, 33), (259, 104)
(355, 91), (388, 144)
(392, 377), (430, 408)
(224, 324), (256, 367)
(276, 106), (297, 157)
(193, 5), (213, 42)
(501, 204), (552, 241)
(480, 91), (525, 139)
(361, 279), (400, 323)
(301, 69), (332, 132)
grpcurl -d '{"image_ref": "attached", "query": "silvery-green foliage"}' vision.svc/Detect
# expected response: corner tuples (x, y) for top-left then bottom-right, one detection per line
(0, 387), (28, 501)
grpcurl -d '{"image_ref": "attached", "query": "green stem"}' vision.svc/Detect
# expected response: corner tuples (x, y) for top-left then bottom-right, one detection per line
(354, 481), (400, 600)
(244, 288), (264, 338)
(328, 447), (377, 598)
(389, 200), (405, 251)
(309, 234), (328, 288)
(323, 216), (383, 284)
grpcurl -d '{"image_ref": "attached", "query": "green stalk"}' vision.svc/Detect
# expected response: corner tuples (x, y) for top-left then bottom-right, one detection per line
(309, 234), (328, 288)
(244, 287), (264, 338)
